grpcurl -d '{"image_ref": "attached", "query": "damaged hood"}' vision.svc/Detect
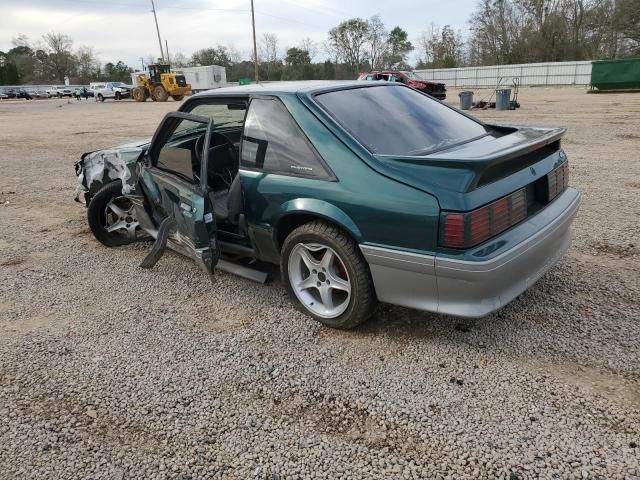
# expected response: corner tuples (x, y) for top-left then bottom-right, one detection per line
(81, 137), (152, 155)
(109, 137), (152, 150)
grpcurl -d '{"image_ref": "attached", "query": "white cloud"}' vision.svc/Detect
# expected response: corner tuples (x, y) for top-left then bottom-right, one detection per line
(0, 0), (476, 67)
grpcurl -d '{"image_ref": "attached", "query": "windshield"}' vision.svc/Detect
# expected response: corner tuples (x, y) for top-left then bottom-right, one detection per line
(402, 71), (420, 80)
(188, 103), (246, 128)
(315, 85), (488, 156)
(112, 82), (126, 87)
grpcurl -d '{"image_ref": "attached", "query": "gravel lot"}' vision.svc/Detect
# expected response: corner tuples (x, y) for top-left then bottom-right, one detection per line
(1, 88), (639, 479)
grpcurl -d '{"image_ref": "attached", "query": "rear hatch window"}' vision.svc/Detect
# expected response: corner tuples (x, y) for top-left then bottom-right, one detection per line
(315, 85), (488, 156)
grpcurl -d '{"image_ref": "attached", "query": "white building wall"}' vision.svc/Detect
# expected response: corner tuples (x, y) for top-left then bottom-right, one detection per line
(415, 61), (593, 88)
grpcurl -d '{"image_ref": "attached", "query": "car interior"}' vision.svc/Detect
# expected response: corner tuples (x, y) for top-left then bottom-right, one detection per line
(156, 103), (247, 237)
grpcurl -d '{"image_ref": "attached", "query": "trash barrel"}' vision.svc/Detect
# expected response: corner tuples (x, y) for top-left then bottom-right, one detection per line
(458, 91), (474, 110)
(495, 88), (511, 110)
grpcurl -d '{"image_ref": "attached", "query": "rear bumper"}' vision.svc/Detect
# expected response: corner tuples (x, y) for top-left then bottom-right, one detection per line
(361, 187), (581, 318)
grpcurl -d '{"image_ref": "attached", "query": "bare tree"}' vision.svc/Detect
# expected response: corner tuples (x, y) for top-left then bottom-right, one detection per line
(299, 37), (318, 61)
(417, 23), (440, 66)
(328, 18), (370, 74)
(259, 33), (280, 63)
(467, 0), (528, 65)
(42, 32), (76, 82)
(259, 33), (280, 80)
(170, 51), (189, 68)
(367, 15), (389, 70)
(226, 44), (242, 63)
(418, 23), (464, 68)
(76, 46), (99, 83)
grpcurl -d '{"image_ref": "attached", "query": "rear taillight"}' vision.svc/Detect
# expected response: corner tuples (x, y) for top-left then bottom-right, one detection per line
(547, 160), (569, 201)
(440, 189), (528, 249)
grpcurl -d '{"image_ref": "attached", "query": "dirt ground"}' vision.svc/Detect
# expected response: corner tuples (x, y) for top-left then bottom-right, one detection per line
(0, 87), (639, 479)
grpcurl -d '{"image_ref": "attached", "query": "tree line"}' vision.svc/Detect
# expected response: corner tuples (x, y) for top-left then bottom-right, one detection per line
(1, 0), (638, 85)
(0, 33), (132, 85)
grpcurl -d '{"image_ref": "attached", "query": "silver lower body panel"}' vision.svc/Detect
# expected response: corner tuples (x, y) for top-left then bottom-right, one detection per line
(360, 188), (582, 318)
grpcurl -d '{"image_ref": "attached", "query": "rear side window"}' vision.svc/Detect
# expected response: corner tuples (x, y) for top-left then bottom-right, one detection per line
(315, 85), (488, 156)
(241, 98), (330, 178)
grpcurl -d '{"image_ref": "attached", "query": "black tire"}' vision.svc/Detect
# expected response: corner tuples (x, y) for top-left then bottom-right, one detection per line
(153, 86), (168, 102)
(98, 94), (104, 102)
(281, 220), (377, 329)
(87, 181), (136, 247)
(171, 94), (184, 101)
(132, 87), (146, 102)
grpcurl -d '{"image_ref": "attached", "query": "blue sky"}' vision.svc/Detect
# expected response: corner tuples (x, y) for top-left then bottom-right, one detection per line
(0, 0), (477, 67)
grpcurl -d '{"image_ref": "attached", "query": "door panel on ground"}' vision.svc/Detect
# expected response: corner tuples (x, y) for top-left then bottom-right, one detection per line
(141, 111), (219, 273)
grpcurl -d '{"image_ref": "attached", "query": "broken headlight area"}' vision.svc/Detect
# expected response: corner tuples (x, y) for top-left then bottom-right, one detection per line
(74, 149), (137, 206)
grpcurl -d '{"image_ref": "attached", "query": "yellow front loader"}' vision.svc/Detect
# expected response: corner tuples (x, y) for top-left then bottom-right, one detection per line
(131, 64), (191, 102)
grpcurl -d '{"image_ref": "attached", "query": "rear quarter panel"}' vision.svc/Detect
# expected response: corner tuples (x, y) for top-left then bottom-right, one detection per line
(241, 94), (440, 254)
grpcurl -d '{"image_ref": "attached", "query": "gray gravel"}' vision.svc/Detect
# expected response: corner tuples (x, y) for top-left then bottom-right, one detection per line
(1, 90), (639, 479)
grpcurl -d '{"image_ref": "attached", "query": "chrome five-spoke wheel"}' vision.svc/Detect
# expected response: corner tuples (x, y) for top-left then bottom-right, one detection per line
(288, 242), (352, 318)
(87, 181), (144, 247)
(282, 221), (376, 329)
(104, 196), (139, 241)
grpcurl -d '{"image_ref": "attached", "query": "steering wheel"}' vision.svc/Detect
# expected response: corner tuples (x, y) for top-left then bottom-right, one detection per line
(194, 131), (235, 165)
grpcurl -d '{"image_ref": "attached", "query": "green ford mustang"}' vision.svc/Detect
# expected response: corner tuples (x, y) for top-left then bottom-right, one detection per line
(75, 80), (581, 329)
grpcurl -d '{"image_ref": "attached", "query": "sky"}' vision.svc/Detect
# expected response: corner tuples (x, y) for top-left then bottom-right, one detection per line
(0, 0), (477, 68)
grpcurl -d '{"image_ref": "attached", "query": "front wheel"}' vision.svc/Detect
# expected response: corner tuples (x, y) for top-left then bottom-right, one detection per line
(87, 181), (143, 247)
(153, 86), (168, 102)
(98, 94), (104, 102)
(281, 221), (377, 329)
(132, 87), (146, 102)
(171, 94), (184, 101)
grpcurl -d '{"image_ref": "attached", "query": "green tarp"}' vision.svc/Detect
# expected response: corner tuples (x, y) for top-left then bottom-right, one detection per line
(591, 58), (640, 91)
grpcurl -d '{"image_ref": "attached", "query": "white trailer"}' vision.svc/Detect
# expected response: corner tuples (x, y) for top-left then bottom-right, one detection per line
(174, 65), (227, 93)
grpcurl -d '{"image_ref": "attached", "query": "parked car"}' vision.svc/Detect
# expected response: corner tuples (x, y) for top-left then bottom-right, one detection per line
(0, 91), (8, 100)
(1, 88), (32, 99)
(358, 70), (447, 99)
(47, 86), (73, 98)
(74, 81), (580, 329)
(90, 81), (131, 101)
(19, 88), (33, 99)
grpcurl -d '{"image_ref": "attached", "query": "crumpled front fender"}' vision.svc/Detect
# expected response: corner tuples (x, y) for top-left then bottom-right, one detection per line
(74, 147), (144, 205)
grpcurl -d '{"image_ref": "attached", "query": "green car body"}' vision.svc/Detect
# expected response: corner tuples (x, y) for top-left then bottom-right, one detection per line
(76, 81), (580, 325)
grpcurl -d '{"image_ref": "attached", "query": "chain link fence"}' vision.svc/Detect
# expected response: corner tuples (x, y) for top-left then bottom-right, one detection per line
(415, 61), (593, 88)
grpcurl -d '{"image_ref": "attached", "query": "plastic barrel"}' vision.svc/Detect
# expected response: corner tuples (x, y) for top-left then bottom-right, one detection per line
(495, 88), (511, 110)
(458, 91), (474, 110)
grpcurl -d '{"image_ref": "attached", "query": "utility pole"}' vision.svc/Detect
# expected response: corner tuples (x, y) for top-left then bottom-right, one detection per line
(140, 57), (145, 71)
(250, 0), (259, 82)
(165, 39), (170, 65)
(151, 0), (165, 62)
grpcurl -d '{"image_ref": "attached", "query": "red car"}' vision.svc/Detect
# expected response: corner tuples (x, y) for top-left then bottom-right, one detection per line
(357, 70), (446, 100)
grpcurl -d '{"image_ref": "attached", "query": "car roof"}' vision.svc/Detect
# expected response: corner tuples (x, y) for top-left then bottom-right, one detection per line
(193, 80), (370, 98)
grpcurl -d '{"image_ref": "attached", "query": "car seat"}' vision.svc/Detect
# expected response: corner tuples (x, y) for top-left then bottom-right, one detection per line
(211, 174), (242, 226)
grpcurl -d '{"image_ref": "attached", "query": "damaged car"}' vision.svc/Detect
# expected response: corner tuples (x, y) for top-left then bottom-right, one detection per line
(75, 80), (581, 329)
